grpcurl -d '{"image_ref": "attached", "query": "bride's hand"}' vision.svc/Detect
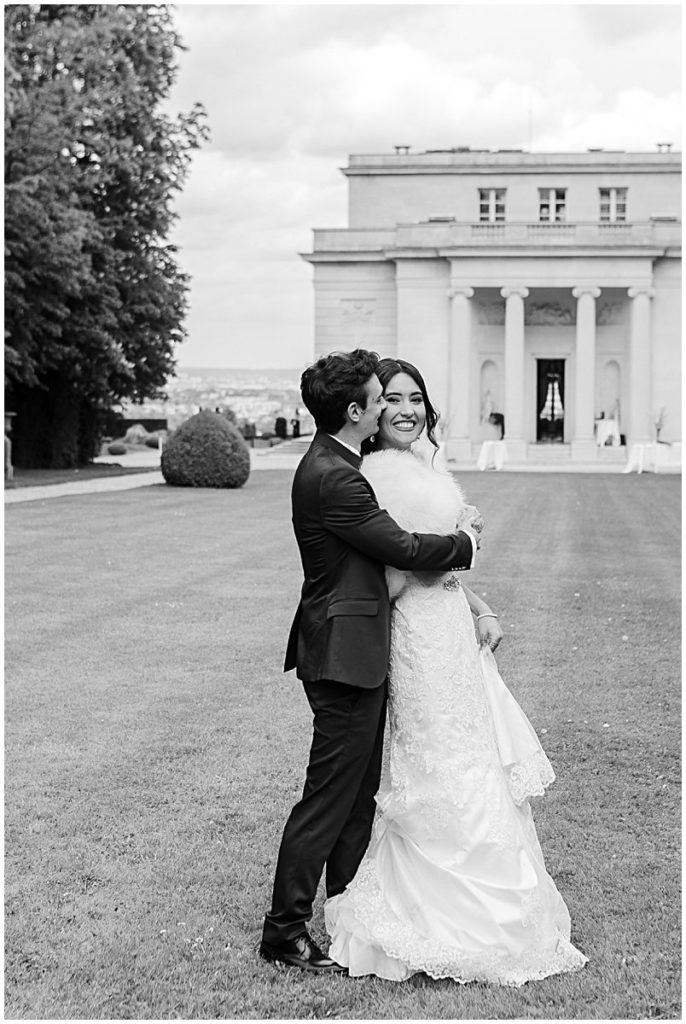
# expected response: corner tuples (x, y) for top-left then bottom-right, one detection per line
(458, 504), (484, 539)
(478, 617), (503, 652)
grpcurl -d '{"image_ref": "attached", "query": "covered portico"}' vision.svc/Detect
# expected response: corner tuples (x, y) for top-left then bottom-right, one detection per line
(432, 261), (657, 463)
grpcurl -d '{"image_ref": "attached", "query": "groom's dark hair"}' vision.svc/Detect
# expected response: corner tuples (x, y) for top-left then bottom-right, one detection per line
(300, 349), (380, 433)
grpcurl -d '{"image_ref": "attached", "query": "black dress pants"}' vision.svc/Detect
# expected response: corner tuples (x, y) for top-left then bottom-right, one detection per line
(262, 678), (387, 945)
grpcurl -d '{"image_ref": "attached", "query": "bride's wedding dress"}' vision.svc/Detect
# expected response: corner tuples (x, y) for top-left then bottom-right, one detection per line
(325, 445), (587, 985)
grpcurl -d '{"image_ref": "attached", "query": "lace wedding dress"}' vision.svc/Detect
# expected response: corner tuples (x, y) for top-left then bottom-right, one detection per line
(325, 445), (588, 985)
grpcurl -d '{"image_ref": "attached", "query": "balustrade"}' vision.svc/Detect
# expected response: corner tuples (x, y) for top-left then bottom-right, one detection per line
(311, 220), (671, 252)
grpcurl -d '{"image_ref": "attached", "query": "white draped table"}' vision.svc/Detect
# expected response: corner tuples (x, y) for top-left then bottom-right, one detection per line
(477, 440), (508, 471)
(595, 418), (621, 447)
(623, 442), (664, 474)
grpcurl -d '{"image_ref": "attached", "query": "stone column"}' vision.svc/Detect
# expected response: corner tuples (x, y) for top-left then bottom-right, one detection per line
(501, 286), (529, 461)
(446, 285), (474, 462)
(628, 286), (655, 443)
(571, 286), (601, 461)
(395, 259), (450, 424)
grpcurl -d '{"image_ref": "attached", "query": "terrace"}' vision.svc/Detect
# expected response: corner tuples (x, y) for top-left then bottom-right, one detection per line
(309, 218), (681, 255)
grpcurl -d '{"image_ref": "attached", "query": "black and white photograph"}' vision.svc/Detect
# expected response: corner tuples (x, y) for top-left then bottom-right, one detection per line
(4, 2), (681, 1020)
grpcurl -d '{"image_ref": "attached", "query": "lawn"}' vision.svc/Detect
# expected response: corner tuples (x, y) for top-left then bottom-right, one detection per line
(4, 470), (681, 1020)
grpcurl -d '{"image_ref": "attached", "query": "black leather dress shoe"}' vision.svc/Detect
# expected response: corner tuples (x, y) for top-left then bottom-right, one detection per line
(259, 931), (346, 973)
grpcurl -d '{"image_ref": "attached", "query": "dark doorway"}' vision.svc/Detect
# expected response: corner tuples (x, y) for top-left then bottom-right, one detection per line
(537, 359), (565, 442)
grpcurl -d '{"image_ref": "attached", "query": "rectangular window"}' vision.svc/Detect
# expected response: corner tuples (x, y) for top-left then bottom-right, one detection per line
(538, 188), (567, 222)
(599, 187), (627, 222)
(479, 188), (506, 222)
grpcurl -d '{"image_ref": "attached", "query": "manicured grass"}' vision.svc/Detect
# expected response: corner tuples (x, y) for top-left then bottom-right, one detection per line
(5, 471), (681, 1019)
(5, 463), (157, 489)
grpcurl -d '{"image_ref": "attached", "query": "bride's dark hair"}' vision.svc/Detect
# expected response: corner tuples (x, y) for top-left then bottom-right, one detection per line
(362, 357), (441, 455)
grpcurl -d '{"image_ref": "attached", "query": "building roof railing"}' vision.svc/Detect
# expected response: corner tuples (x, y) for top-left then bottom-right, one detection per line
(308, 220), (681, 255)
(343, 151), (682, 174)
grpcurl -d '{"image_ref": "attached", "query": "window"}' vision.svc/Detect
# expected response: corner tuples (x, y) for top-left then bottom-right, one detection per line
(538, 188), (567, 222)
(479, 188), (506, 222)
(599, 187), (627, 222)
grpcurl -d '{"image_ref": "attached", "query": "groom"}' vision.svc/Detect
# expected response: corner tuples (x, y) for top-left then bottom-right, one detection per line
(259, 349), (482, 972)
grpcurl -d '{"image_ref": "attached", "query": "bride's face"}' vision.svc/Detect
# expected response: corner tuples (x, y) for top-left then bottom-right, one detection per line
(377, 372), (427, 450)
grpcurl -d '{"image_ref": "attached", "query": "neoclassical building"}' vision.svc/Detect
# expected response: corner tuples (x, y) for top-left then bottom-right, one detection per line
(302, 148), (681, 464)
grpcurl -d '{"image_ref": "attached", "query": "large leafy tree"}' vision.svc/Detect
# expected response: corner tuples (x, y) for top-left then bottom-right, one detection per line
(5, 4), (208, 467)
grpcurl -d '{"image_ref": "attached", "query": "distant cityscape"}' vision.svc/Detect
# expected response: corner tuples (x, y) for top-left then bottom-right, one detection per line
(123, 367), (314, 436)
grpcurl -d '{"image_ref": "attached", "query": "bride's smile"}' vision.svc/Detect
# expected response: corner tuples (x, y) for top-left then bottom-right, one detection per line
(378, 371), (427, 449)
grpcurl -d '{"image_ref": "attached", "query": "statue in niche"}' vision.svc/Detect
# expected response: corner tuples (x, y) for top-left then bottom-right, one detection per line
(480, 390), (494, 423)
(480, 388), (504, 439)
(526, 303), (574, 326)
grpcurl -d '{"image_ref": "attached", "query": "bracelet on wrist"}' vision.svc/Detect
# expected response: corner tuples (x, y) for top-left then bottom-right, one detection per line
(477, 613), (499, 621)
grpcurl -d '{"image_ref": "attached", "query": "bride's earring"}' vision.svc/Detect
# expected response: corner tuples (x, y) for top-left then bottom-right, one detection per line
(369, 435), (375, 443)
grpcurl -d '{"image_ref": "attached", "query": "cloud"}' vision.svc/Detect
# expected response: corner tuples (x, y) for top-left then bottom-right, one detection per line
(167, 4), (682, 368)
(535, 87), (682, 151)
(173, 4), (681, 158)
(574, 3), (680, 43)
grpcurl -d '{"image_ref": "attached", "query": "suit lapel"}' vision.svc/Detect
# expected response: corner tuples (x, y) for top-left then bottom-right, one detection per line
(315, 431), (362, 470)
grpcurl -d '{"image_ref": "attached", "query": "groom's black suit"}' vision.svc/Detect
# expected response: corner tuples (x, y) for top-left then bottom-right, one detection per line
(262, 431), (475, 946)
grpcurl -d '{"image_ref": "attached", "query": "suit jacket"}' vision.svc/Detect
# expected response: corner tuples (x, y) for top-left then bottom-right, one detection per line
(284, 431), (475, 688)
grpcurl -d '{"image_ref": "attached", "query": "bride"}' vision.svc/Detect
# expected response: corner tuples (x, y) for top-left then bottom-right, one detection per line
(324, 357), (588, 986)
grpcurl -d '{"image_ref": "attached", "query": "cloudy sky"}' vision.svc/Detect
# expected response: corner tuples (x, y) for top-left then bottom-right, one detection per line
(166, 2), (681, 370)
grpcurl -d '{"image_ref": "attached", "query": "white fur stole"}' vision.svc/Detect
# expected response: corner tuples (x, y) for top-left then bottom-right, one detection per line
(361, 444), (469, 599)
(361, 444), (468, 534)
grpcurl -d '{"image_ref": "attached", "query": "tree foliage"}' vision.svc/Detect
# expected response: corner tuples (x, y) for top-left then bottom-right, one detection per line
(4, 4), (208, 467)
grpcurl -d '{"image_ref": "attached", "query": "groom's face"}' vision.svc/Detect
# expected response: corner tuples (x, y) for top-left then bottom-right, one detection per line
(357, 375), (387, 439)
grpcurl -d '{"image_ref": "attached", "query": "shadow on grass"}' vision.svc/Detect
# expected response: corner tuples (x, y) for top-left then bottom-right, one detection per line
(6, 463), (158, 489)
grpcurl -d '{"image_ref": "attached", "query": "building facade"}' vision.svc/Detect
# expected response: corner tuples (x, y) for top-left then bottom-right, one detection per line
(302, 149), (681, 463)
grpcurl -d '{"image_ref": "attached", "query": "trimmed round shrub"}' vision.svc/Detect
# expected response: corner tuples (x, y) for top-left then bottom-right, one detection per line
(161, 409), (251, 489)
(107, 442), (127, 455)
(144, 435), (160, 449)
